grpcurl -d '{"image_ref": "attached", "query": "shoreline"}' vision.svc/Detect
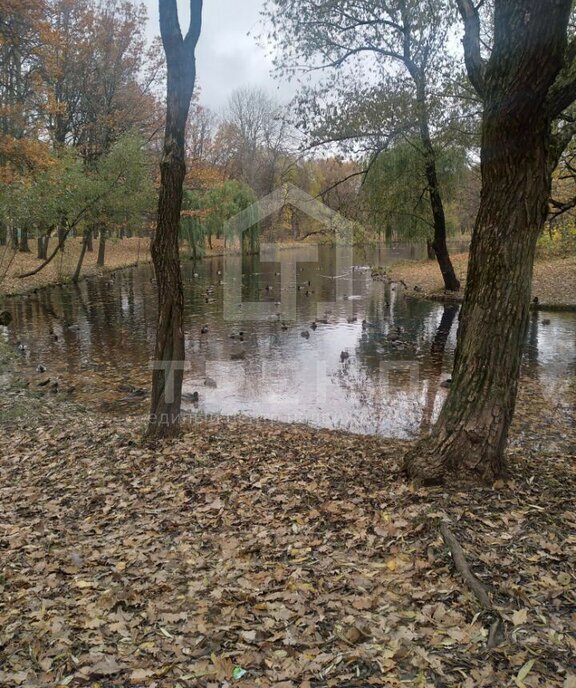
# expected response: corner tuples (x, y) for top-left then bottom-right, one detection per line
(389, 252), (576, 312)
(2, 241), (575, 313)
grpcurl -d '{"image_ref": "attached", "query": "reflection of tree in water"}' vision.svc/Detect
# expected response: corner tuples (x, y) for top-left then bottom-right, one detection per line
(330, 300), (459, 436)
(421, 304), (459, 434)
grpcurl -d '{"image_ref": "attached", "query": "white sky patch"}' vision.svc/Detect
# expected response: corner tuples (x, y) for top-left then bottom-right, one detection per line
(142, 0), (295, 111)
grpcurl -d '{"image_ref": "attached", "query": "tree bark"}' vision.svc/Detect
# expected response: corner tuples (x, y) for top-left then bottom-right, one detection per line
(37, 236), (48, 260)
(57, 215), (67, 253)
(86, 226), (94, 252)
(18, 226), (31, 253)
(97, 225), (106, 267)
(405, 0), (573, 485)
(73, 228), (90, 282)
(416, 84), (460, 291)
(146, 0), (203, 439)
(10, 226), (18, 251)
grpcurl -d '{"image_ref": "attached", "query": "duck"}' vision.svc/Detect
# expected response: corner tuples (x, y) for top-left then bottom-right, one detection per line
(281, 322), (288, 331)
(36, 364), (47, 373)
(310, 321), (318, 330)
(183, 391), (200, 403)
(301, 330), (310, 339)
(340, 351), (350, 362)
(541, 318), (551, 326)
(201, 325), (209, 334)
(204, 378), (217, 388)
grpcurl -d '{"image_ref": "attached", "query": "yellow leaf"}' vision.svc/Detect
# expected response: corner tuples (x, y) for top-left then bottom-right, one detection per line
(515, 659), (535, 687)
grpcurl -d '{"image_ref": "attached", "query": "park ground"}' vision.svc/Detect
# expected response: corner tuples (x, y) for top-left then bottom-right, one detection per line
(0, 238), (223, 297)
(389, 253), (576, 310)
(0, 337), (575, 687)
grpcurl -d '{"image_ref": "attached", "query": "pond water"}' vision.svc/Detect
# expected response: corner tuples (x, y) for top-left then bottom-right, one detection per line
(2, 243), (575, 438)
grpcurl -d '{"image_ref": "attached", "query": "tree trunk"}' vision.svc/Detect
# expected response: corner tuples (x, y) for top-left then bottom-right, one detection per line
(416, 84), (460, 291)
(146, 0), (202, 439)
(10, 226), (18, 251)
(86, 226), (94, 252)
(405, 0), (572, 485)
(97, 226), (106, 267)
(37, 236), (48, 260)
(19, 226), (31, 253)
(73, 228), (90, 282)
(58, 215), (67, 253)
(0, 222), (6, 246)
(426, 239), (436, 260)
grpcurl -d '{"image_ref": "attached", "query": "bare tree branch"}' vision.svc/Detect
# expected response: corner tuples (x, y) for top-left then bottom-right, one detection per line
(546, 36), (576, 118)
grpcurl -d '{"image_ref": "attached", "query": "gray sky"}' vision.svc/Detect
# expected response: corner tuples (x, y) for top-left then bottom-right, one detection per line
(143, 0), (293, 112)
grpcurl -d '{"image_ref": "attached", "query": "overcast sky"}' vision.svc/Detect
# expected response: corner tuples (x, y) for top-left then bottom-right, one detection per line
(142, 0), (294, 112)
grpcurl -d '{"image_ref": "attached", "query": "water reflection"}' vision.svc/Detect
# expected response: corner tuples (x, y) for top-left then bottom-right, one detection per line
(1, 244), (574, 438)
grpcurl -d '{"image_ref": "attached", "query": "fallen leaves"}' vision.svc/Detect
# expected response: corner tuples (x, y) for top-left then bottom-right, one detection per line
(0, 385), (574, 686)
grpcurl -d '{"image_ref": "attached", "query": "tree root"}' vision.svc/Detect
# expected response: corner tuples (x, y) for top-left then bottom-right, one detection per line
(440, 522), (505, 648)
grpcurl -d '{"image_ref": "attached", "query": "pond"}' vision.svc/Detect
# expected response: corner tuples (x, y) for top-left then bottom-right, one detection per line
(2, 243), (575, 438)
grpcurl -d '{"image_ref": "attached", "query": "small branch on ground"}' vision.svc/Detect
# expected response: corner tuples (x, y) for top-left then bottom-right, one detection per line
(440, 522), (491, 607)
(440, 522), (505, 648)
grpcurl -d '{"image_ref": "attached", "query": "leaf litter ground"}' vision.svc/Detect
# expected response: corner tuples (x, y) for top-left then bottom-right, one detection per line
(0, 377), (574, 688)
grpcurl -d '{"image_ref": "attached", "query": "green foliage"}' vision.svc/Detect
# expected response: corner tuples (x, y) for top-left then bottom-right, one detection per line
(362, 140), (469, 241)
(84, 134), (156, 233)
(0, 133), (155, 240)
(537, 223), (576, 258)
(181, 180), (259, 255)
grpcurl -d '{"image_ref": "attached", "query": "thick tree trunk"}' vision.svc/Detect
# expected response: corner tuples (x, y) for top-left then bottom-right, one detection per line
(405, 0), (571, 485)
(97, 226), (106, 267)
(146, 0), (202, 439)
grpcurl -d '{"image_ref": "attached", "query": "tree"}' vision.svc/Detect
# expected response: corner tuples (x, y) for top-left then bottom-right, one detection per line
(147, 0), (202, 439)
(218, 87), (290, 197)
(264, 0), (462, 290)
(362, 138), (470, 243)
(404, 0), (576, 484)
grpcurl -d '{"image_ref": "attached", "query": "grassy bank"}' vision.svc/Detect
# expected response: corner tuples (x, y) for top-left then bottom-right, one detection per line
(0, 237), (152, 297)
(389, 253), (576, 310)
(0, 350), (574, 687)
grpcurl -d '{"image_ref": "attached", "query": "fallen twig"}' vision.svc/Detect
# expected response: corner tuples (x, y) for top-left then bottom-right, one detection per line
(440, 522), (492, 608)
(440, 522), (505, 648)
